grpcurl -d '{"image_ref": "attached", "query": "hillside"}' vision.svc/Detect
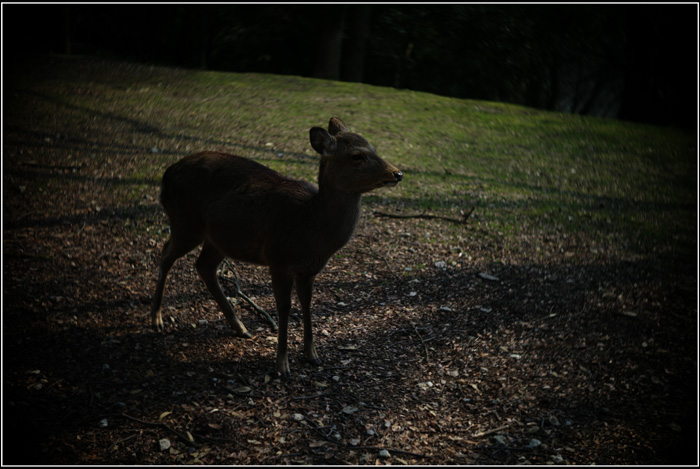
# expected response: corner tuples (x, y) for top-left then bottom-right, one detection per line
(3, 55), (697, 464)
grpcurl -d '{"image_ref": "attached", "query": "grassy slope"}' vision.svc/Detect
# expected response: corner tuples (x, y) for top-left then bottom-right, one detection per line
(7, 57), (695, 263)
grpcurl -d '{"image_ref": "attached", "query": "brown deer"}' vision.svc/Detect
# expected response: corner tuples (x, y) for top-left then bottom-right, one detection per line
(151, 117), (402, 376)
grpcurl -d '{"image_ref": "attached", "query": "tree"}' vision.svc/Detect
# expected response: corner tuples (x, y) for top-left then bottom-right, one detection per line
(341, 5), (373, 83)
(313, 6), (348, 80)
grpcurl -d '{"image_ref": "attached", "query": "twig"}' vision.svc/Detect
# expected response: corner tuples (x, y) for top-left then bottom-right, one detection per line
(359, 236), (400, 280)
(119, 412), (200, 448)
(373, 206), (474, 225)
(410, 321), (430, 363)
(21, 161), (83, 171)
(291, 392), (329, 400)
(220, 260), (278, 332)
(353, 446), (432, 459)
(191, 433), (248, 449)
(473, 424), (509, 438)
(266, 452), (304, 461)
(108, 433), (138, 452)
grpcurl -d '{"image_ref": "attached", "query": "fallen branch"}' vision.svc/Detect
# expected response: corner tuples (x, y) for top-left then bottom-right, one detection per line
(373, 206), (474, 225)
(220, 260), (278, 332)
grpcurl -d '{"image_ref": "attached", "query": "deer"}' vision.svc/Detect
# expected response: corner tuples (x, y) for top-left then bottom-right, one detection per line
(150, 117), (403, 377)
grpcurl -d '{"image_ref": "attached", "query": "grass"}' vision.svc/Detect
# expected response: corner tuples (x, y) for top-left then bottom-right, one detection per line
(6, 57), (696, 260)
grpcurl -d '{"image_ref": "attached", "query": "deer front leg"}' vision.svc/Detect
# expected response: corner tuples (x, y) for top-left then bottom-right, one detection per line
(271, 268), (294, 377)
(295, 273), (320, 366)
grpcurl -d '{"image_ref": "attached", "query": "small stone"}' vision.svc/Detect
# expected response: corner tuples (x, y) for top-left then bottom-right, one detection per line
(97, 418), (108, 428)
(291, 413), (304, 422)
(551, 454), (564, 464)
(417, 381), (433, 390)
(159, 438), (171, 451)
(378, 449), (391, 458)
(528, 438), (541, 448)
(493, 435), (507, 445)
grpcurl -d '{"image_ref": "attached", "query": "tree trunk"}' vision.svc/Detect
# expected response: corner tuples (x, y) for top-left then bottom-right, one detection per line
(198, 8), (210, 69)
(63, 6), (71, 55)
(313, 6), (348, 80)
(341, 5), (372, 83)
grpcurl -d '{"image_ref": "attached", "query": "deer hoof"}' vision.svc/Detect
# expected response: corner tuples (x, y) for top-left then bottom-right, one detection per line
(307, 356), (322, 367)
(233, 330), (252, 339)
(277, 357), (291, 378)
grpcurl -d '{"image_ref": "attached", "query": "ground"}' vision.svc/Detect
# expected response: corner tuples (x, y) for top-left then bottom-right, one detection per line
(3, 56), (697, 465)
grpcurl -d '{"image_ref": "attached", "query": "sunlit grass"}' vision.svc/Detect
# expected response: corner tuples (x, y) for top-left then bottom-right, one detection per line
(19, 60), (696, 258)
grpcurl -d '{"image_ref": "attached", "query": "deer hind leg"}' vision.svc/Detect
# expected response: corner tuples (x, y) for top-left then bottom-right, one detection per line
(195, 241), (251, 339)
(295, 273), (320, 366)
(151, 231), (203, 330)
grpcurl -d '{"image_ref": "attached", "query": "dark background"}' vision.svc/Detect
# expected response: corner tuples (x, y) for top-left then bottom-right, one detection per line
(3, 4), (698, 129)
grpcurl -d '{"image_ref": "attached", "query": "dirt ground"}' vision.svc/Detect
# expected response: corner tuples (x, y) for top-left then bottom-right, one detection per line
(4, 194), (697, 465)
(3, 58), (698, 466)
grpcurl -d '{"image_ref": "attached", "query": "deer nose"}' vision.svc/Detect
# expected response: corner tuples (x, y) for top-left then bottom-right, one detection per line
(393, 171), (403, 182)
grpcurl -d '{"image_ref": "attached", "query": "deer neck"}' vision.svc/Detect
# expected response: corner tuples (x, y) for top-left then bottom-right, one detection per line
(314, 178), (363, 249)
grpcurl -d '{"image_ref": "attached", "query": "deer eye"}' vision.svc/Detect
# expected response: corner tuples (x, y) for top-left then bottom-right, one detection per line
(351, 153), (366, 162)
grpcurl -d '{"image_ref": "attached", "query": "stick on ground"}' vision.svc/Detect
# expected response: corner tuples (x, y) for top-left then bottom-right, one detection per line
(220, 260), (278, 332)
(373, 206), (474, 225)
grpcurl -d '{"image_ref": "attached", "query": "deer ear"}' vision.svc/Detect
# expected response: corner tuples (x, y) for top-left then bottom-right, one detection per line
(328, 117), (349, 136)
(310, 127), (336, 156)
